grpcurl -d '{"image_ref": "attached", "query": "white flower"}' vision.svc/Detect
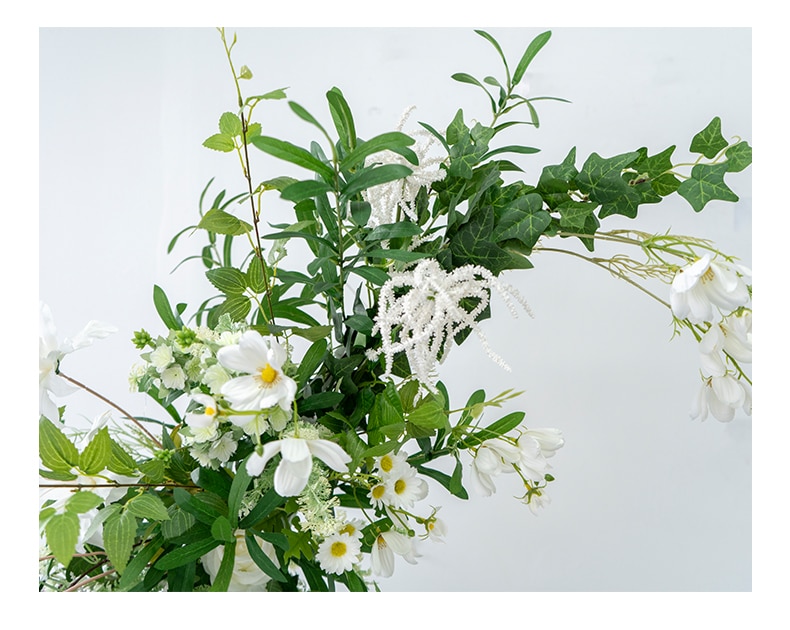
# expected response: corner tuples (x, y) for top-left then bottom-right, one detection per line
(368, 481), (391, 508)
(469, 438), (521, 497)
(699, 311), (752, 367)
(368, 259), (532, 388)
(209, 432), (238, 464)
(202, 363), (231, 395)
(374, 452), (410, 477)
(515, 433), (552, 483)
(385, 466), (428, 509)
(316, 532), (362, 575)
(336, 518), (366, 540)
(362, 106), (447, 228)
(201, 530), (278, 592)
(525, 487), (552, 516)
(149, 345), (174, 372)
(185, 394), (220, 443)
(246, 436), (351, 497)
(424, 516), (448, 542)
(669, 255), (750, 324)
(39, 302), (117, 421)
(161, 365), (186, 390)
(370, 530), (418, 577)
(76, 410), (112, 450)
(217, 331), (297, 412)
(520, 427), (565, 458)
(691, 374), (751, 423)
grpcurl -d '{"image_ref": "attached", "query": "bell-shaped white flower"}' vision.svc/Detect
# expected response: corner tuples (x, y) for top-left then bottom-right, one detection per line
(700, 311), (752, 365)
(515, 433), (552, 483)
(39, 302), (117, 420)
(469, 438), (521, 497)
(691, 373), (751, 423)
(520, 427), (565, 458)
(669, 255), (750, 324)
(217, 331), (297, 412)
(246, 436), (351, 497)
(370, 530), (418, 577)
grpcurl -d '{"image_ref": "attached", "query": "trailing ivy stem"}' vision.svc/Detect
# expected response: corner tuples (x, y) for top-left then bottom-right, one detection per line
(536, 246), (672, 309)
(57, 371), (162, 448)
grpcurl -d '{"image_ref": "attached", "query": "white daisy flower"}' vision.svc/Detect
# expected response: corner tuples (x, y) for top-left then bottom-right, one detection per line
(217, 331), (297, 412)
(374, 452), (410, 478)
(316, 532), (362, 575)
(386, 466), (428, 509)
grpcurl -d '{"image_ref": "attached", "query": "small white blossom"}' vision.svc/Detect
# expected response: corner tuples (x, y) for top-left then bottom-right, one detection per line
(368, 259), (532, 388)
(202, 363), (231, 395)
(691, 374), (751, 423)
(669, 255), (750, 324)
(185, 394), (220, 443)
(469, 438), (521, 497)
(374, 452), (410, 478)
(316, 532), (362, 575)
(385, 466), (428, 509)
(149, 345), (174, 372)
(208, 432), (238, 463)
(161, 364), (186, 390)
(370, 530), (419, 577)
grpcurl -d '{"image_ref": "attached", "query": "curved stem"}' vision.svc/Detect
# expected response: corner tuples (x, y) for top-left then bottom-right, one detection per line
(58, 372), (162, 448)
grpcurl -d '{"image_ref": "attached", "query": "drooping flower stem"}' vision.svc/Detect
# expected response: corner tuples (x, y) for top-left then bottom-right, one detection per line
(57, 371), (162, 448)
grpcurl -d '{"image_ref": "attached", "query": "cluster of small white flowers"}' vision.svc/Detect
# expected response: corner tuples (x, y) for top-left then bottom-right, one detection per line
(669, 254), (752, 422)
(469, 426), (564, 514)
(362, 106), (447, 228)
(367, 258), (533, 387)
(297, 472), (342, 537)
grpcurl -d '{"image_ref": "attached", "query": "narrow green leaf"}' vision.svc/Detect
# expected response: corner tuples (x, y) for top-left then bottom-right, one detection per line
(246, 533), (287, 582)
(345, 313), (375, 336)
(363, 248), (432, 264)
(251, 135), (335, 182)
(364, 220), (422, 242)
(281, 179), (334, 202)
(239, 489), (286, 529)
(452, 72), (496, 112)
(209, 542), (236, 591)
(475, 29), (510, 78)
(211, 515), (235, 544)
(461, 411), (526, 447)
(339, 131), (416, 171)
(297, 338), (327, 389)
(153, 284), (183, 330)
(513, 31), (552, 85)
(416, 465), (468, 499)
(349, 266), (390, 286)
(481, 144), (540, 160)
(288, 101), (329, 136)
(227, 462), (253, 528)
(342, 164), (412, 198)
(45, 512), (80, 567)
(300, 391), (345, 413)
(117, 534), (165, 591)
(155, 537), (221, 570)
(326, 87), (357, 151)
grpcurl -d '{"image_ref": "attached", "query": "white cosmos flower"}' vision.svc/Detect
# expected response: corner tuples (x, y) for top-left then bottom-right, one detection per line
(39, 302), (117, 421)
(185, 394), (221, 443)
(217, 331), (297, 412)
(669, 255), (750, 324)
(246, 436), (351, 497)
(316, 532), (362, 575)
(201, 530), (278, 592)
(370, 530), (418, 577)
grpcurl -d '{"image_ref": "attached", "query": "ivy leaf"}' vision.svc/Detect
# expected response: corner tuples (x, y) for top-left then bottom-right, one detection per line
(677, 162), (739, 212)
(575, 151), (640, 204)
(202, 133), (235, 152)
(631, 145), (675, 179)
(449, 206), (513, 275)
(557, 200), (600, 251)
(492, 193), (550, 250)
(690, 116), (728, 159)
(537, 147), (578, 209)
(725, 141), (752, 173)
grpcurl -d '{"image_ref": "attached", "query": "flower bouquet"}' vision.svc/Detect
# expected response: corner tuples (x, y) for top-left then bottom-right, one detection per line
(39, 27), (752, 592)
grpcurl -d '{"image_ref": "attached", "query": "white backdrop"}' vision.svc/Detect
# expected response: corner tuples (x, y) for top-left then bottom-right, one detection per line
(39, 27), (751, 591)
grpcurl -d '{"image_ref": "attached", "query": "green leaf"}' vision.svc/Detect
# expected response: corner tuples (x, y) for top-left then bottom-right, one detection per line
(416, 465), (468, 499)
(202, 133), (235, 152)
(452, 72), (496, 112)
(340, 131), (415, 171)
(251, 135), (335, 182)
(326, 87), (357, 151)
(575, 151), (641, 204)
(45, 512), (80, 567)
(461, 411), (526, 447)
(197, 208), (253, 236)
(363, 248), (432, 264)
(677, 162), (739, 212)
(449, 456), (467, 498)
(368, 392), (405, 443)
(407, 397), (449, 430)
(342, 164), (412, 198)
(156, 538), (221, 571)
(39, 417), (80, 473)
(126, 493), (171, 521)
(690, 116), (728, 159)
(493, 193), (550, 250)
(246, 257), (268, 294)
(227, 462), (253, 528)
(219, 112), (243, 137)
(117, 534), (165, 591)
(211, 515), (235, 544)
(288, 101), (328, 136)
(108, 439), (138, 476)
(449, 205), (513, 275)
(291, 324), (333, 342)
(481, 144), (540, 161)
(239, 489), (286, 529)
(161, 505), (196, 539)
(65, 491), (104, 514)
(364, 221), (423, 242)
(297, 338), (327, 388)
(280, 179), (334, 203)
(103, 509), (137, 574)
(246, 533), (288, 582)
(475, 29), (510, 78)
(300, 391), (345, 413)
(139, 458), (165, 483)
(153, 284), (183, 330)
(214, 295), (251, 322)
(725, 141), (752, 172)
(78, 427), (112, 475)
(246, 87), (288, 104)
(345, 313), (374, 336)
(349, 266), (390, 286)
(513, 31), (552, 85)
(205, 267), (247, 295)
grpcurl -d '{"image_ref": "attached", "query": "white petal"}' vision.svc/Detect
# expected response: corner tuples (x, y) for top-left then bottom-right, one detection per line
(273, 456), (313, 496)
(307, 439), (352, 472)
(671, 255), (710, 292)
(246, 441), (282, 476)
(711, 374), (745, 407)
(221, 375), (264, 407)
(65, 320), (118, 352)
(371, 537), (395, 577)
(267, 337), (287, 369)
(279, 437), (311, 463)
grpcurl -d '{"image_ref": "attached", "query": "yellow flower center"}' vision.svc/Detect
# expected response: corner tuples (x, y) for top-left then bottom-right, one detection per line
(339, 524), (355, 536)
(394, 479), (406, 495)
(330, 541), (347, 557)
(259, 363), (278, 384)
(371, 485), (386, 499)
(427, 521), (435, 531)
(380, 455), (393, 472)
(205, 407), (216, 417)
(701, 267), (715, 284)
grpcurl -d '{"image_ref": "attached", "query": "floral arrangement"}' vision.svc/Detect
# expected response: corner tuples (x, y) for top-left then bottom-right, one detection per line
(39, 28), (752, 592)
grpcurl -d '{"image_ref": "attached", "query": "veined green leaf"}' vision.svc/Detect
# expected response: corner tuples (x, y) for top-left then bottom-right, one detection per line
(65, 491), (104, 514)
(214, 295), (251, 323)
(197, 208), (253, 236)
(45, 512), (80, 567)
(206, 267), (247, 295)
(103, 509), (137, 574)
(117, 534), (165, 591)
(690, 116), (728, 159)
(677, 162), (739, 212)
(79, 427), (112, 475)
(39, 417), (80, 473)
(219, 112), (243, 137)
(202, 133), (235, 152)
(126, 493), (170, 521)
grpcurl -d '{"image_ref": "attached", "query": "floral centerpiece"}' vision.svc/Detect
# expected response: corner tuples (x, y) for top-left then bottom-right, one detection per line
(39, 28), (751, 592)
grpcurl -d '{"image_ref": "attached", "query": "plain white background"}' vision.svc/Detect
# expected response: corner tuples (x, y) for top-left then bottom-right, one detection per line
(38, 26), (753, 593)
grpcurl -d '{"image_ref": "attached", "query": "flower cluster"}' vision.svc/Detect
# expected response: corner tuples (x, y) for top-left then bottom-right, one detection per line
(367, 259), (533, 387)
(669, 255), (752, 422)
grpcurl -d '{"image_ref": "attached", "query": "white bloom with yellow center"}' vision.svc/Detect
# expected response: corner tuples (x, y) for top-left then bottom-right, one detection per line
(374, 452), (410, 478)
(316, 532), (362, 575)
(246, 436), (352, 497)
(386, 466), (428, 509)
(185, 394), (221, 443)
(370, 530), (419, 577)
(201, 530), (278, 592)
(217, 331), (297, 412)
(669, 255), (750, 324)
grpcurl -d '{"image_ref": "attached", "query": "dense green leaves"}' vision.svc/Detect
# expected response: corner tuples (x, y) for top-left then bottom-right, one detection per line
(251, 135), (335, 182)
